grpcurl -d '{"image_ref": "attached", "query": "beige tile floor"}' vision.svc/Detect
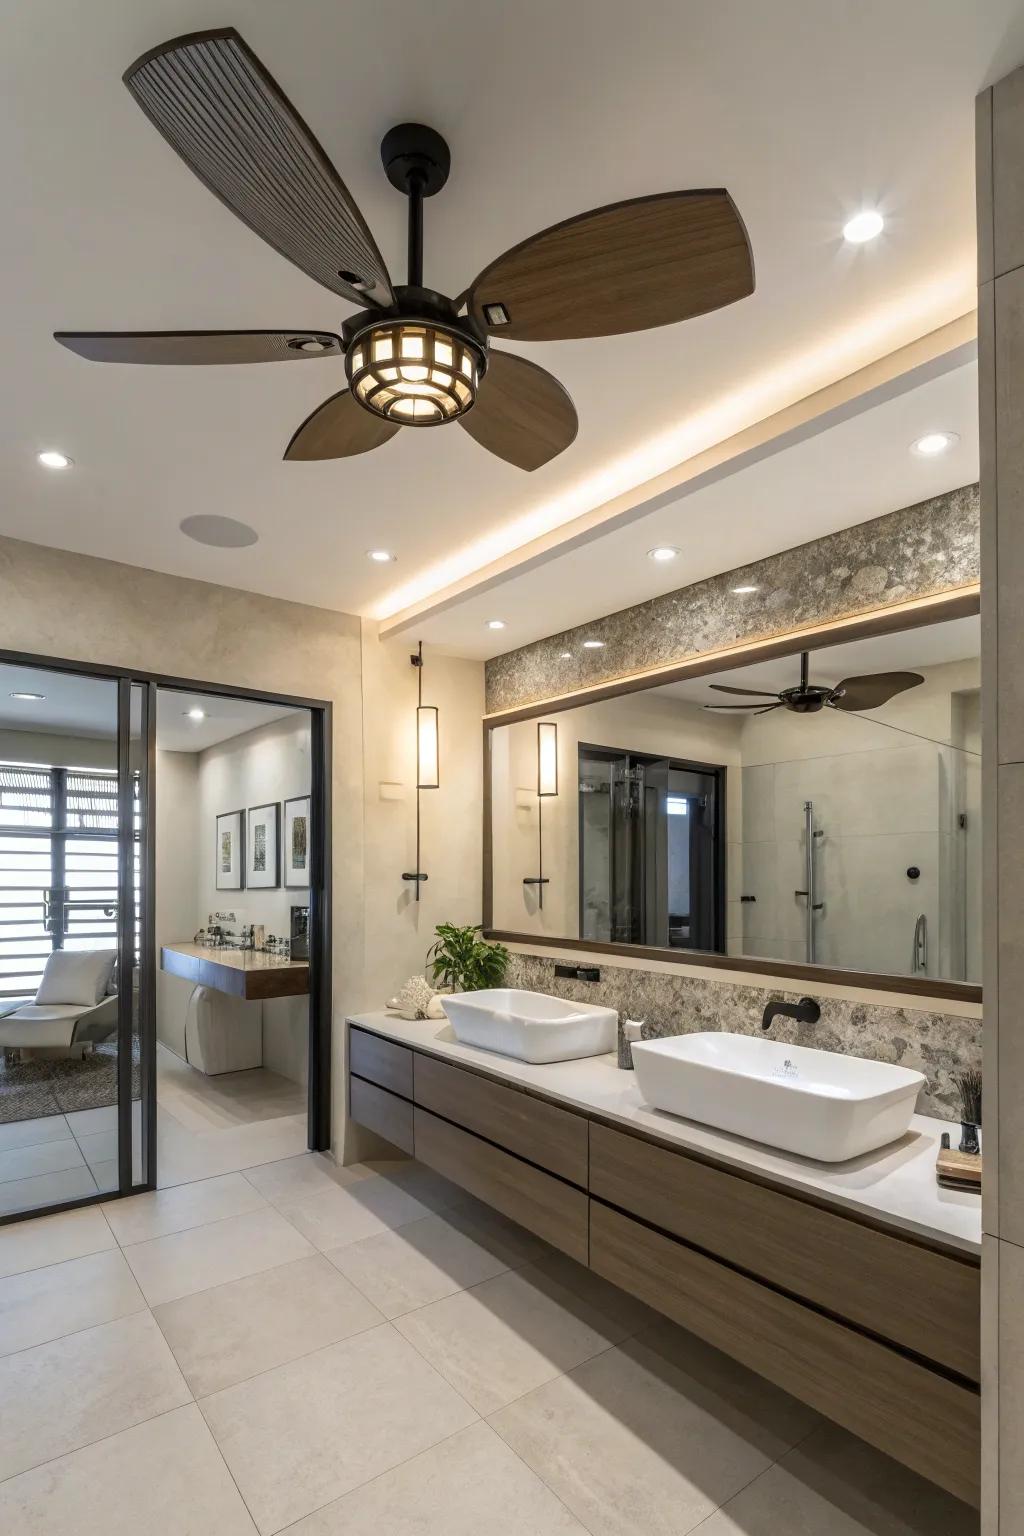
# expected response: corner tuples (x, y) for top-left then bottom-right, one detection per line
(0, 1150), (980, 1535)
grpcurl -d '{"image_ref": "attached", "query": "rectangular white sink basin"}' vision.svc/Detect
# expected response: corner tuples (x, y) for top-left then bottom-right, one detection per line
(441, 989), (617, 1064)
(630, 1031), (926, 1162)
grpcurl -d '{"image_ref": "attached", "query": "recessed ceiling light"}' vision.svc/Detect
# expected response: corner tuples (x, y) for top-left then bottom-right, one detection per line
(10, 691), (44, 701)
(583, 639), (605, 650)
(486, 619), (506, 630)
(37, 449), (72, 469)
(179, 514), (259, 548)
(842, 210), (884, 244)
(732, 585), (759, 594)
(648, 546), (680, 563)
(367, 549), (396, 563)
(911, 431), (959, 457)
(184, 708), (206, 721)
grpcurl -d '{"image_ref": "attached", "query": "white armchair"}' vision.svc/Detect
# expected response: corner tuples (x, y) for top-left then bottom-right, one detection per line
(0, 949), (119, 1058)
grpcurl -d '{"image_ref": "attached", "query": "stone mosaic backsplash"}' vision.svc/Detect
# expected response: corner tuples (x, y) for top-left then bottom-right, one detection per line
(486, 483), (980, 713)
(505, 951), (981, 1122)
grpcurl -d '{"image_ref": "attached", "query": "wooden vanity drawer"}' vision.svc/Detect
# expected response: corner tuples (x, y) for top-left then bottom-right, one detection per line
(589, 1123), (980, 1381)
(414, 1055), (588, 1186)
(349, 1027), (413, 1098)
(349, 1077), (415, 1155)
(590, 1201), (980, 1507)
(414, 1108), (588, 1263)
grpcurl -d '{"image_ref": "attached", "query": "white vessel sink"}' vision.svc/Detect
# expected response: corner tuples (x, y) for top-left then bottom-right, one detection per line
(630, 1031), (925, 1162)
(441, 989), (617, 1064)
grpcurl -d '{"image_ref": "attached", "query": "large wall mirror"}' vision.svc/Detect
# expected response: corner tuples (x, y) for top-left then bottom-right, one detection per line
(485, 605), (981, 998)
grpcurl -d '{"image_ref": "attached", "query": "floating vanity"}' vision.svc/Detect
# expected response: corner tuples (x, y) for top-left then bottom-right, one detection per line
(161, 942), (309, 1001)
(347, 1010), (982, 1507)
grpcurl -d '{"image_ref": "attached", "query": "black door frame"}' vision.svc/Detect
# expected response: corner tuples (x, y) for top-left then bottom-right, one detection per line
(0, 646), (333, 1227)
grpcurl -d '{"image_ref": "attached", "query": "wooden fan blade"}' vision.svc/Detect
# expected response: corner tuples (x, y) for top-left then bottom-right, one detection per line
(703, 703), (778, 711)
(458, 351), (577, 471)
(830, 672), (925, 712)
(708, 683), (779, 698)
(55, 330), (343, 365)
(284, 389), (400, 461)
(124, 29), (393, 308)
(463, 190), (753, 342)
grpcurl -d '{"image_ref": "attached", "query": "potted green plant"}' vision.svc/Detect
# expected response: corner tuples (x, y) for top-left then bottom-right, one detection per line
(427, 923), (510, 993)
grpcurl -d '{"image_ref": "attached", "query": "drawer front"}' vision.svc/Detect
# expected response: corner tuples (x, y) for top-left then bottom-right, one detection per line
(414, 1108), (588, 1264)
(590, 1124), (980, 1382)
(349, 1027), (413, 1098)
(590, 1201), (979, 1508)
(349, 1077), (415, 1155)
(414, 1055), (588, 1186)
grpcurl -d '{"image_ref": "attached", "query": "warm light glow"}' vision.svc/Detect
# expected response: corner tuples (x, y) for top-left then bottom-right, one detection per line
(583, 639), (605, 650)
(912, 431), (959, 456)
(843, 210), (884, 244)
(732, 585), (759, 594)
(648, 546), (680, 562)
(37, 449), (71, 469)
(537, 722), (558, 797)
(416, 705), (439, 789)
(348, 321), (482, 425)
(186, 708), (206, 721)
(368, 550), (396, 563)
(560, 651), (572, 659)
(372, 270), (974, 622)
(486, 619), (506, 630)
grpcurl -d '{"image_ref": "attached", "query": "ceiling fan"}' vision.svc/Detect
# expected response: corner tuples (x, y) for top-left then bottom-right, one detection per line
(703, 653), (925, 717)
(54, 27), (755, 472)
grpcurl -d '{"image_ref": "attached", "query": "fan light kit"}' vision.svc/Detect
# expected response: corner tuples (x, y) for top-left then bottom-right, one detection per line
(648, 546), (680, 562)
(37, 450), (72, 469)
(842, 210), (884, 244)
(55, 27), (754, 474)
(704, 652), (924, 718)
(912, 431), (959, 457)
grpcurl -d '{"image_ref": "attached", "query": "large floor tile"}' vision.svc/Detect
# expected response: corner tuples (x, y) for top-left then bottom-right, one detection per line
(156, 1115), (308, 1189)
(155, 1252), (383, 1396)
(74, 1127), (118, 1170)
(123, 1205), (313, 1305)
(353, 1158), (463, 1212)
(0, 1137), (85, 1183)
(696, 1420), (978, 1535)
(0, 1202), (114, 1279)
(242, 1152), (358, 1205)
(64, 1104), (119, 1137)
(0, 1309), (189, 1480)
(103, 1170), (268, 1245)
(326, 1209), (512, 1317)
(277, 1176), (432, 1252)
(289, 1420), (586, 1535)
(200, 1323), (478, 1534)
(393, 1263), (630, 1415)
(0, 1404), (257, 1535)
(491, 1326), (819, 1536)
(0, 1245), (144, 1356)
(0, 1163), (98, 1216)
(0, 1113), (71, 1151)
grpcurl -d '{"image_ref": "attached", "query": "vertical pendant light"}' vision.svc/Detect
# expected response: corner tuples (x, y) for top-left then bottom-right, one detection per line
(524, 721), (558, 909)
(402, 642), (438, 898)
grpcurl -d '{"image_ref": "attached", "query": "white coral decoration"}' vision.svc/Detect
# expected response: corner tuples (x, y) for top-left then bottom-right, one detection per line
(387, 974), (442, 1021)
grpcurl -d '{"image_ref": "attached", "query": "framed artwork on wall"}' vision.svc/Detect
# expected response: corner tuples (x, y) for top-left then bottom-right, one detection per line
(216, 809), (244, 890)
(283, 795), (311, 888)
(246, 802), (280, 889)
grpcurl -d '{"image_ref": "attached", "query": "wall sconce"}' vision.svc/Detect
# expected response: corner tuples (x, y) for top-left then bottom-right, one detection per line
(524, 720), (557, 909)
(402, 641), (438, 899)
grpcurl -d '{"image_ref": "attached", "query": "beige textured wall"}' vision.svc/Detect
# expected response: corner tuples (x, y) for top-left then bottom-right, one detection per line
(0, 532), (483, 1159)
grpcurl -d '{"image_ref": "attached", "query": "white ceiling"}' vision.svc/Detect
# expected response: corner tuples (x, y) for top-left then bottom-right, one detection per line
(0, 0), (1018, 635)
(0, 662), (297, 751)
(416, 357), (980, 657)
(654, 615), (980, 706)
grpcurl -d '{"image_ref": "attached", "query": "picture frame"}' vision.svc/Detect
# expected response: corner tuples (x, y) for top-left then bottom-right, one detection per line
(283, 795), (311, 888)
(215, 809), (244, 890)
(246, 802), (281, 889)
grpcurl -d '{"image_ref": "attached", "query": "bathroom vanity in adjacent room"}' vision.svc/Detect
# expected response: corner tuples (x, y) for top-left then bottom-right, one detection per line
(346, 1012), (981, 1507)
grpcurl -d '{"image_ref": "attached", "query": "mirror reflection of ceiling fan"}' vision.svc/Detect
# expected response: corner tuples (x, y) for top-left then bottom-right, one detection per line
(54, 27), (755, 471)
(703, 652), (925, 717)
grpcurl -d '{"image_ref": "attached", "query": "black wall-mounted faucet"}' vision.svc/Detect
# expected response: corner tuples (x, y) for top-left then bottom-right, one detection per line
(761, 996), (821, 1032)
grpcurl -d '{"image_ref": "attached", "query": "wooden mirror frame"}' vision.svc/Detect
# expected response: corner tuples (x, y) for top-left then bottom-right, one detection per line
(482, 587), (982, 1004)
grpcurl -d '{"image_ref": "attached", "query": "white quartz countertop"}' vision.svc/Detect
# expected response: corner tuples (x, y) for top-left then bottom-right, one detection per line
(348, 1011), (982, 1258)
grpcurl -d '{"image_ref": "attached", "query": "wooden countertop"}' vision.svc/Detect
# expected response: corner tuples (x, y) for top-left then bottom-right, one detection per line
(161, 943), (309, 1001)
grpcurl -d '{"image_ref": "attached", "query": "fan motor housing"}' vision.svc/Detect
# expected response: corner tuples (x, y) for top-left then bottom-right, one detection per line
(780, 685), (834, 714)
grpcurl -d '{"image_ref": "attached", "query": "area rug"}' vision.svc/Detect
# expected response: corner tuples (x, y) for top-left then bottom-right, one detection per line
(0, 1040), (141, 1125)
